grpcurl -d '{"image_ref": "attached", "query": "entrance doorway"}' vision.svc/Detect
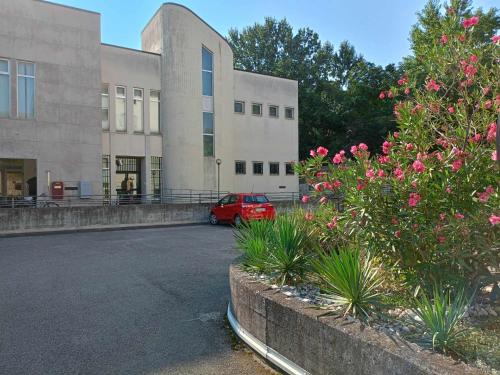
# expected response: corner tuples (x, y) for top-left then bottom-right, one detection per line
(0, 158), (37, 207)
(114, 156), (142, 199)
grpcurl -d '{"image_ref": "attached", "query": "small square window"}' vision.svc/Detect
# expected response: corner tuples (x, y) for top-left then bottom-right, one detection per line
(285, 107), (294, 120)
(234, 101), (245, 114)
(133, 88), (143, 99)
(116, 86), (126, 97)
(285, 162), (295, 175)
(269, 162), (279, 176)
(252, 103), (262, 116)
(269, 105), (279, 118)
(253, 161), (263, 175)
(235, 161), (246, 175)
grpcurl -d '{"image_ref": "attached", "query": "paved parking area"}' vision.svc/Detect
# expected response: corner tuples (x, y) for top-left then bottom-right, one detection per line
(0, 225), (275, 375)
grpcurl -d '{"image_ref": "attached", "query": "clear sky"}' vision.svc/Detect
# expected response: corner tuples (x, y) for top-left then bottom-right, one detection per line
(50, 0), (498, 67)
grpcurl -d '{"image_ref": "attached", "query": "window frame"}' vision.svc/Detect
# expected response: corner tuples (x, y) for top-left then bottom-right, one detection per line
(285, 106), (295, 120)
(269, 162), (280, 176)
(235, 160), (246, 175)
(101, 84), (109, 130)
(252, 161), (264, 175)
(268, 105), (279, 118)
(0, 58), (10, 118)
(150, 90), (160, 134)
(133, 87), (144, 133)
(251, 103), (262, 116)
(16, 61), (36, 120)
(115, 85), (127, 132)
(234, 100), (245, 114)
(202, 46), (214, 97)
(203, 112), (214, 157)
(285, 162), (295, 176)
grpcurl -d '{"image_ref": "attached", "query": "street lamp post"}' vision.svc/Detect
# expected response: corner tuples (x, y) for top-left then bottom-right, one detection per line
(216, 158), (222, 199)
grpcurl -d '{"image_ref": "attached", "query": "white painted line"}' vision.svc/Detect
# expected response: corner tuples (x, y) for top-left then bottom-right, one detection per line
(227, 303), (312, 375)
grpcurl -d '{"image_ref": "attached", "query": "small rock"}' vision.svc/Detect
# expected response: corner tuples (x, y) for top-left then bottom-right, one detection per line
(487, 307), (497, 317)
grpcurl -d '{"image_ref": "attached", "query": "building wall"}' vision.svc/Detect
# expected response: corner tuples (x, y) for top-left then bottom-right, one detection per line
(0, 0), (102, 196)
(100, 44), (162, 195)
(232, 70), (299, 193)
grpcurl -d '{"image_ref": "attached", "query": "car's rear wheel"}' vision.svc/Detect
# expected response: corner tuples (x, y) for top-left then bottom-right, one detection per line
(209, 213), (219, 225)
(233, 214), (242, 227)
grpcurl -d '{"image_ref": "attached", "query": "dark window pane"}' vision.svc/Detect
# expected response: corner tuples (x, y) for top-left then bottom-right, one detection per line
(235, 161), (246, 175)
(202, 71), (213, 96)
(270, 162), (279, 175)
(286, 163), (295, 175)
(203, 112), (214, 134)
(253, 162), (263, 175)
(234, 101), (244, 113)
(252, 104), (261, 115)
(202, 47), (213, 71)
(203, 135), (214, 157)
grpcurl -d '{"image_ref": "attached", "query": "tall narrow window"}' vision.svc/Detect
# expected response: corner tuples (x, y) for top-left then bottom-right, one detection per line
(115, 86), (126, 131)
(101, 84), (109, 130)
(17, 62), (35, 119)
(0, 59), (9, 118)
(202, 47), (213, 97)
(133, 88), (143, 132)
(102, 155), (111, 199)
(203, 112), (214, 157)
(150, 90), (160, 133)
(151, 156), (162, 199)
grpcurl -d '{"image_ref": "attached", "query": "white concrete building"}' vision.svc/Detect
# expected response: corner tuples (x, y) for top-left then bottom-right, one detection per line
(0, 0), (299, 203)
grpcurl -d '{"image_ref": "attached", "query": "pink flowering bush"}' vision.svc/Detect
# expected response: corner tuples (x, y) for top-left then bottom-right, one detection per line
(296, 9), (499, 288)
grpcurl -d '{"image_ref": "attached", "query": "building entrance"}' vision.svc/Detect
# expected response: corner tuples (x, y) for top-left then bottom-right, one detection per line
(114, 157), (142, 201)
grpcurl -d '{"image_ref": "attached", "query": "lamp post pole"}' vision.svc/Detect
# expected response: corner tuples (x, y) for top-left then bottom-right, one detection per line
(216, 158), (222, 199)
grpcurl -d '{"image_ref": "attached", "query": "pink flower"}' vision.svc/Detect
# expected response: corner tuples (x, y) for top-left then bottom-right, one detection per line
(333, 180), (342, 189)
(332, 151), (346, 164)
(314, 183), (324, 192)
(486, 186), (495, 194)
(439, 213), (446, 221)
(477, 191), (490, 203)
(455, 212), (465, 219)
(327, 217), (339, 229)
(405, 143), (414, 151)
(463, 16), (479, 29)
(440, 34), (448, 44)
(489, 215), (500, 225)
(426, 79), (440, 92)
(492, 150), (498, 161)
(469, 54), (478, 63)
(301, 195), (310, 204)
(378, 155), (390, 164)
(394, 230), (401, 238)
(394, 167), (404, 181)
(366, 169), (375, 180)
(316, 172), (326, 178)
(382, 141), (392, 155)
(309, 150), (316, 157)
(398, 76), (408, 86)
(326, 222), (335, 230)
(356, 181), (365, 191)
(320, 196), (328, 205)
(446, 186), (453, 194)
(350, 145), (358, 155)
(436, 152), (443, 161)
(469, 133), (481, 143)
(463, 64), (477, 78)
(379, 91), (386, 100)
(387, 91), (394, 99)
(484, 100), (492, 109)
(482, 86), (491, 95)
(408, 193), (421, 207)
(305, 212), (314, 221)
(377, 170), (385, 178)
(492, 35), (500, 44)
(458, 34), (466, 42)
(451, 159), (463, 172)
(438, 236), (446, 244)
(359, 143), (368, 151)
(391, 217), (398, 225)
(393, 132), (399, 139)
(316, 146), (329, 157)
(351, 210), (357, 218)
(404, 87), (411, 95)
(323, 182), (333, 190)
(487, 122), (497, 142)
(412, 160), (425, 173)
(457, 98), (464, 105)
(447, 106), (455, 113)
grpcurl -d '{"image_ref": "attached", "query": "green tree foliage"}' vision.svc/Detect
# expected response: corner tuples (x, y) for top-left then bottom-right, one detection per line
(228, 19), (401, 158)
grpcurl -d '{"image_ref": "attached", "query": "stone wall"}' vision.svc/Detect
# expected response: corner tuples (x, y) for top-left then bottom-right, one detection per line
(229, 264), (486, 375)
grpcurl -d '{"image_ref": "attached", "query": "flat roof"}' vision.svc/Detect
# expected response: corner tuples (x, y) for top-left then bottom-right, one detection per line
(101, 43), (161, 57)
(234, 68), (297, 83)
(38, 0), (100, 16)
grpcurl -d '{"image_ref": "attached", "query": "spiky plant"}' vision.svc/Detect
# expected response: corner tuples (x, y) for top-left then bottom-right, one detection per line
(234, 219), (273, 273)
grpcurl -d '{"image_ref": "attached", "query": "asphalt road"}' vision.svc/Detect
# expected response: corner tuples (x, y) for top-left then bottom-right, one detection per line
(0, 225), (275, 375)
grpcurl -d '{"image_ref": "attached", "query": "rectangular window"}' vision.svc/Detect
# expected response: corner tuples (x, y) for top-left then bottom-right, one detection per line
(102, 155), (111, 199)
(252, 103), (262, 116)
(269, 162), (280, 176)
(285, 107), (294, 120)
(253, 161), (263, 175)
(235, 161), (246, 175)
(115, 86), (126, 131)
(234, 100), (245, 114)
(203, 112), (214, 157)
(0, 59), (9, 117)
(151, 156), (162, 199)
(133, 88), (143, 132)
(17, 62), (35, 119)
(202, 47), (213, 97)
(269, 105), (279, 118)
(150, 90), (160, 133)
(101, 84), (109, 130)
(285, 162), (295, 175)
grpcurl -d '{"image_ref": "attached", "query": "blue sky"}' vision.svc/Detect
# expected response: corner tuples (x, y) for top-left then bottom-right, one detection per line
(51, 0), (498, 66)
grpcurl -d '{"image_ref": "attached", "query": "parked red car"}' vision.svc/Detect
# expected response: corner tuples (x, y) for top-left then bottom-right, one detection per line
(209, 193), (276, 226)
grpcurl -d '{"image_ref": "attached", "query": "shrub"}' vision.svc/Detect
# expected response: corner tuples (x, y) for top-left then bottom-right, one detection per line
(235, 219), (274, 273)
(312, 248), (384, 318)
(411, 286), (472, 355)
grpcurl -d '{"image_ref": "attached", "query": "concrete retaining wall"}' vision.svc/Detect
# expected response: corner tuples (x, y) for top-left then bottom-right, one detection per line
(0, 203), (212, 234)
(229, 264), (486, 375)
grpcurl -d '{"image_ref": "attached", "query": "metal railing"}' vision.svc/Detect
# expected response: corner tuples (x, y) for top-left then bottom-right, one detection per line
(0, 190), (301, 209)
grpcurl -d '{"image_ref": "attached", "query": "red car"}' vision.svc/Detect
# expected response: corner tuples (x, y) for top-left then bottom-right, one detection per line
(209, 193), (276, 226)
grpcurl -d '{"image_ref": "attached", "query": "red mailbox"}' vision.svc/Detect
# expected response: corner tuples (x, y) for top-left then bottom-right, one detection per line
(51, 181), (64, 200)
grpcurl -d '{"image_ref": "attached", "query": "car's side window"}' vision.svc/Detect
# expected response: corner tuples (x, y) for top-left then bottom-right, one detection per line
(228, 195), (238, 204)
(219, 196), (231, 205)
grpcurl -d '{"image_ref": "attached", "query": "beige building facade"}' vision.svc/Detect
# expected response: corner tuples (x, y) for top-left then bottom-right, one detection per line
(0, 1), (298, 203)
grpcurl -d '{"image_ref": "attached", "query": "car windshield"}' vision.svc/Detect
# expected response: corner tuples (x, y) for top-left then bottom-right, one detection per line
(243, 195), (269, 204)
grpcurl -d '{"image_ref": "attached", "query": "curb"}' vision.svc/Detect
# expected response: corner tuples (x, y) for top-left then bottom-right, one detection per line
(227, 303), (311, 375)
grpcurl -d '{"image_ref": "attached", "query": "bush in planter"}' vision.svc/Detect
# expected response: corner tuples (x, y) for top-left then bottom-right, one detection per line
(296, 0), (499, 290)
(235, 219), (274, 274)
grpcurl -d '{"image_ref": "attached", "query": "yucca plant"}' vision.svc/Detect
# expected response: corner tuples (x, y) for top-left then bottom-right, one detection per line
(411, 286), (473, 355)
(234, 219), (273, 273)
(312, 248), (383, 318)
(267, 215), (310, 286)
